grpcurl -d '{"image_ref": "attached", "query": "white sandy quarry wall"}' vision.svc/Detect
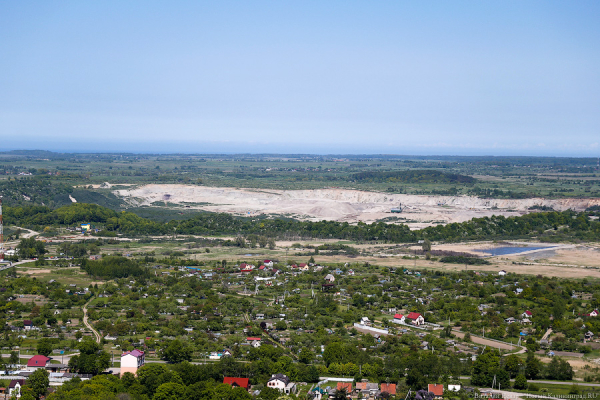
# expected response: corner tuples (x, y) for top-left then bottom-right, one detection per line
(113, 184), (600, 228)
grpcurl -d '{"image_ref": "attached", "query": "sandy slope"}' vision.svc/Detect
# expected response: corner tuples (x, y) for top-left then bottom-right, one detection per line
(113, 184), (600, 228)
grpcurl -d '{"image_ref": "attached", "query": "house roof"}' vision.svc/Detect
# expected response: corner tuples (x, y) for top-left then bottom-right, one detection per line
(428, 384), (444, 396)
(524, 310), (532, 316)
(247, 337), (261, 341)
(223, 377), (249, 389)
(381, 383), (396, 395)
(258, 266), (265, 270)
(122, 349), (144, 358)
(268, 373), (290, 385)
(337, 382), (353, 392)
(23, 320), (32, 326)
(406, 312), (422, 320)
(394, 313), (404, 319)
(9, 380), (24, 388)
(27, 355), (50, 367)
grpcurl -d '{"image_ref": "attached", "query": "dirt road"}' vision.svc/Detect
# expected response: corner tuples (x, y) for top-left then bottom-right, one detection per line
(83, 299), (101, 343)
(452, 329), (520, 351)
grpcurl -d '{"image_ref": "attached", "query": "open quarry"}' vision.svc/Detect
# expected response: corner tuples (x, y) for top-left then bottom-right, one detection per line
(113, 184), (600, 229)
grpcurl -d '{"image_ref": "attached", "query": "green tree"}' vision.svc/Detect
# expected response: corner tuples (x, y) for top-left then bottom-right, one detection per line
(68, 337), (110, 375)
(161, 339), (193, 363)
(36, 338), (53, 357)
(9, 351), (19, 367)
(472, 349), (505, 387)
(332, 387), (349, 400)
(153, 382), (186, 400)
(545, 357), (574, 381)
(514, 374), (527, 390)
(299, 348), (314, 364)
(26, 368), (49, 400)
(275, 320), (287, 331)
(504, 354), (523, 378)
(137, 364), (183, 397)
(525, 352), (541, 380)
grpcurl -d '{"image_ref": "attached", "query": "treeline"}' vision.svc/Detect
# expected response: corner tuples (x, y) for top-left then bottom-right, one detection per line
(351, 169), (477, 184)
(80, 256), (150, 279)
(5, 203), (600, 243)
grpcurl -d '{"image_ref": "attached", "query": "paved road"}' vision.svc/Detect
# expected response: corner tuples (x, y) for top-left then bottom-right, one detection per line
(1, 352), (79, 363)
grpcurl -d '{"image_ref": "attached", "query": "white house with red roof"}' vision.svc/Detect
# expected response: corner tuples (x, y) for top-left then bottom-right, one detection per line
(405, 312), (424, 326)
(240, 263), (255, 273)
(120, 349), (145, 376)
(27, 355), (50, 371)
(247, 337), (262, 348)
(264, 260), (274, 268)
(588, 310), (599, 317)
(392, 314), (405, 324)
(521, 310), (533, 319)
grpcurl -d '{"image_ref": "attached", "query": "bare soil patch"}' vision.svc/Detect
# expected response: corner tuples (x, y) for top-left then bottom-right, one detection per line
(114, 184), (600, 228)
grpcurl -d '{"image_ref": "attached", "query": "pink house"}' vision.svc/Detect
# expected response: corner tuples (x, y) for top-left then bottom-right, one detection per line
(120, 349), (145, 376)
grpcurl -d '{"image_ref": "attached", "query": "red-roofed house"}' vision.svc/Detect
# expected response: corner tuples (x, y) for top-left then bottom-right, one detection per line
(223, 377), (250, 391)
(428, 384), (444, 399)
(393, 313), (405, 324)
(258, 265), (265, 270)
(336, 382), (353, 397)
(264, 260), (274, 267)
(247, 337), (262, 348)
(381, 383), (397, 396)
(27, 355), (50, 370)
(406, 312), (425, 326)
(589, 310), (599, 317)
(521, 310), (533, 318)
(120, 349), (145, 376)
(240, 263), (255, 273)
(23, 320), (33, 331)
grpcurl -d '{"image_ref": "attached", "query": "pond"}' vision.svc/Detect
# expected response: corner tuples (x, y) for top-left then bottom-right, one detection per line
(475, 245), (556, 256)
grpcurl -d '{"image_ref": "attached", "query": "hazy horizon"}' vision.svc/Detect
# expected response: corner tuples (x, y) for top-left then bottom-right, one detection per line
(2, 2), (599, 157)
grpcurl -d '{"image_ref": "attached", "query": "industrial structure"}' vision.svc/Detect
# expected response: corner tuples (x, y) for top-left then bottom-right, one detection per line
(390, 203), (402, 213)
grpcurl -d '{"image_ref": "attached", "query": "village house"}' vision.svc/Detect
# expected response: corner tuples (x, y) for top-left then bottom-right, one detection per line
(355, 382), (379, 397)
(335, 382), (353, 398)
(428, 384), (444, 399)
(247, 337), (262, 348)
(310, 386), (327, 400)
(266, 373), (296, 394)
(27, 355), (50, 371)
(8, 380), (24, 399)
(324, 274), (335, 283)
(223, 377), (250, 391)
(120, 349), (145, 376)
(521, 310), (533, 319)
(393, 313), (405, 324)
(405, 312), (424, 326)
(380, 383), (396, 397)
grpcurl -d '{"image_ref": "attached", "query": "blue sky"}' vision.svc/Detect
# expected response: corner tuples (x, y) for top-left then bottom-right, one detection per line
(1, 1), (599, 156)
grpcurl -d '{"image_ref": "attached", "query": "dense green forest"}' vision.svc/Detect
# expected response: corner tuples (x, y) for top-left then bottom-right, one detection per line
(351, 170), (477, 184)
(4, 202), (600, 243)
